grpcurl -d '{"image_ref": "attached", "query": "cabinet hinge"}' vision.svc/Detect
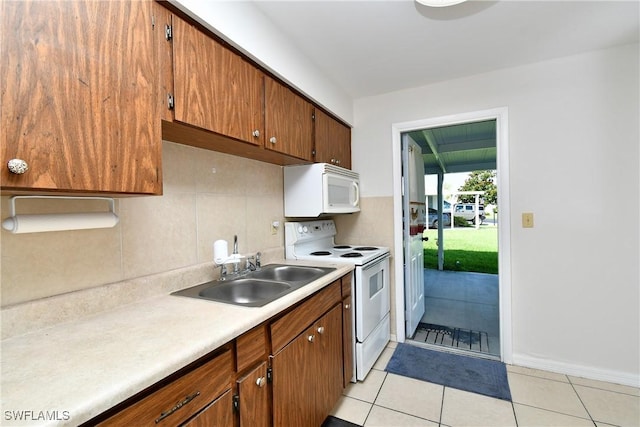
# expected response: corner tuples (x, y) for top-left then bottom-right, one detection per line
(232, 394), (240, 412)
(167, 93), (175, 110)
(165, 24), (173, 41)
(312, 112), (316, 120)
(312, 149), (316, 157)
(266, 367), (273, 383)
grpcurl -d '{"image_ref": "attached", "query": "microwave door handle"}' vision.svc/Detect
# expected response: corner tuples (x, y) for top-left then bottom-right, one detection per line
(352, 181), (360, 207)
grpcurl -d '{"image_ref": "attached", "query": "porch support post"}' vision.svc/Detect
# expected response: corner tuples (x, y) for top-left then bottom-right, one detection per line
(437, 171), (445, 270)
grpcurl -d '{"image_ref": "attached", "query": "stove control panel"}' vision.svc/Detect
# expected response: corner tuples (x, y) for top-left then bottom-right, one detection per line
(285, 220), (336, 243)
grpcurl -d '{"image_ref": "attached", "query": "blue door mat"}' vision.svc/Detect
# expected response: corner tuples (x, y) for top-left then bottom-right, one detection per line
(385, 343), (512, 401)
(414, 322), (490, 354)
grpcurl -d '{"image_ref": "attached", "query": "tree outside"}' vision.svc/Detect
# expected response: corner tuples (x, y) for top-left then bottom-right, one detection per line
(456, 170), (497, 207)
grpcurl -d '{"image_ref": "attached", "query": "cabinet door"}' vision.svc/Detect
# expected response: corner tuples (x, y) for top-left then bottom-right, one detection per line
(271, 305), (343, 427)
(181, 390), (233, 427)
(317, 304), (344, 417)
(342, 295), (354, 387)
(271, 321), (319, 427)
(1, 0), (162, 194)
(265, 77), (314, 161)
(237, 362), (270, 427)
(172, 16), (264, 146)
(314, 109), (352, 169)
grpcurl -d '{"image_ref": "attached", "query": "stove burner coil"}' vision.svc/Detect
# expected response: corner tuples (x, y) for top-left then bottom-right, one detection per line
(354, 246), (378, 251)
(341, 252), (363, 258)
(333, 245), (352, 250)
(310, 251), (332, 256)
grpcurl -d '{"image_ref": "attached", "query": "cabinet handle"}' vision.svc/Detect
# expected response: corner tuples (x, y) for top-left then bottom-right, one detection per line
(7, 159), (28, 175)
(330, 158), (336, 164)
(316, 326), (325, 335)
(307, 334), (315, 342)
(155, 391), (200, 423)
(269, 137), (277, 144)
(252, 130), (260, 137)
(336, 159), (341, 165)
(256, 377), (266, 388)
(345, 304), (350, 310)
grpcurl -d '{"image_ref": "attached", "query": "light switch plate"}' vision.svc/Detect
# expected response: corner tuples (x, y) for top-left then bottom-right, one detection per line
(522, 212), (534, 228)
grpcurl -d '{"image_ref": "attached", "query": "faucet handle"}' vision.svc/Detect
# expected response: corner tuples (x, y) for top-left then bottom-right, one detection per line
(256, 252), (261, 269)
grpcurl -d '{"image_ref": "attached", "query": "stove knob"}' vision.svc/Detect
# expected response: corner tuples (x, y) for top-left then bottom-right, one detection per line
(302, 226), (309, 233)
(298, 226), (304, 234)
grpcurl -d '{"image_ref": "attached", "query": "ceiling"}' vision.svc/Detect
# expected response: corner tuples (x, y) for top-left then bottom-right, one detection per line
(251, 0), (638, 176)
(251, 0), (639, 99)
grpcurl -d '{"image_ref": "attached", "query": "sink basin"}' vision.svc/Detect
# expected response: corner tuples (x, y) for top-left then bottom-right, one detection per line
(172, 264), (336, 307)
(248, 265), (334, 283)
(199, 279), (292, 306)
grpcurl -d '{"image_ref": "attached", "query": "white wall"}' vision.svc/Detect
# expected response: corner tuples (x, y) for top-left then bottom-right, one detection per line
(169, 0), (353, 125)
(353, 44), (639, 384)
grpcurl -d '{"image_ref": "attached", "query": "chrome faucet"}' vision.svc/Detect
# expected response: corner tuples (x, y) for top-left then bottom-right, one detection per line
(233, 235), (238, 255)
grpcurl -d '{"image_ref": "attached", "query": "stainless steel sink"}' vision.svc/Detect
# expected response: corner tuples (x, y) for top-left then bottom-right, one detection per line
(249, 265), (334, 283)
(171, 264), (335, 307)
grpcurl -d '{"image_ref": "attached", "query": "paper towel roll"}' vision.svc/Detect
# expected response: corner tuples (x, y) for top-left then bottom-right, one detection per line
(213, 239), (229, 264)
(1, 212), (119, 234)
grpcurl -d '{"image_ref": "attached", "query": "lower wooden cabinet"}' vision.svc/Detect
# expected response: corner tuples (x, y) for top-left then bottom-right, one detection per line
(342, 294), (354, 387)
(271, 304), (343, 427)
(237, 362), (270, 427)
(85, 273), (352, 427)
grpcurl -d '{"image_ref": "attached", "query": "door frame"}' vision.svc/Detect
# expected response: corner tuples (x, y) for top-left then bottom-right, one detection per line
(391, 107), (513, 363)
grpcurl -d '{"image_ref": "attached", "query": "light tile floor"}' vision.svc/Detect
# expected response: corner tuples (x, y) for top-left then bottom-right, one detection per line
(331, 342), (640, 427)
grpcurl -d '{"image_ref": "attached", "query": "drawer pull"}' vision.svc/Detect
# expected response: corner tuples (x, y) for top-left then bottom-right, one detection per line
(155, 391), (200, 424)
(256, 376), (266, 388)
(308, 334), (315, 342)
(345, 304), (350, 310)
(316, 326), (325, 335)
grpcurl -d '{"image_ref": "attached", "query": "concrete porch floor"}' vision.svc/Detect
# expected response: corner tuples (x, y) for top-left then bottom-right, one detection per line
(414, 268), (500, 357)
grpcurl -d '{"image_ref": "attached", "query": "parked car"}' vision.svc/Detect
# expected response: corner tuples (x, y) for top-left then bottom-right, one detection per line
(428, 208), (451, 228)
(453, 203), (486, 224)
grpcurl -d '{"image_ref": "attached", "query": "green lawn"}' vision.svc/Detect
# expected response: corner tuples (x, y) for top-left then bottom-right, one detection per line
(423, 226), (498, 274)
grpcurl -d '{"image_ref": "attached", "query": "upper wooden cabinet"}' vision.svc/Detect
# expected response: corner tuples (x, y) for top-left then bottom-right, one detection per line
(314, 109), (352, 169)
(1, 0), (163, 195)
(264, 77), (314, 161)
(167, 15), (314, 163)
(171, 15), (264, 147)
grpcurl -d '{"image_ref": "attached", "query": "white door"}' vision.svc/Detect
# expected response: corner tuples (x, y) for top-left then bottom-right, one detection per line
(402, 135), (426, 338)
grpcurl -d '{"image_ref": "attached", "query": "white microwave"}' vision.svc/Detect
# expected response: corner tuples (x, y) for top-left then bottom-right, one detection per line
(284, 163), (360, 217)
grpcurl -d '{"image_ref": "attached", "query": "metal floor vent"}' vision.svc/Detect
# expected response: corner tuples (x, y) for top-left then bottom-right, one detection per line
(413, 323), (490, 354)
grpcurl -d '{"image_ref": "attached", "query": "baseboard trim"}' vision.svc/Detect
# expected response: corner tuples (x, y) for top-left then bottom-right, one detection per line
(512, 353), (640, 388)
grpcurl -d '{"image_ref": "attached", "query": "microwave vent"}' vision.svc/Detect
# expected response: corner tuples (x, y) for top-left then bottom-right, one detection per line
(322, 164), (359, 179)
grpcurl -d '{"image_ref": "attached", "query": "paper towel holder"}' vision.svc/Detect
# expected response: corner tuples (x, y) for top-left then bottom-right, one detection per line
(2, 195), (119, 234)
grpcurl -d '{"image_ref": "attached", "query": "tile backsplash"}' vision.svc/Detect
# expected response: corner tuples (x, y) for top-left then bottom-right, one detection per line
(0, 141), (286, 307)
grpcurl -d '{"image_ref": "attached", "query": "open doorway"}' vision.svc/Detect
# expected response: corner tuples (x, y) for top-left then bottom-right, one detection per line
(392, 108), (512, 364)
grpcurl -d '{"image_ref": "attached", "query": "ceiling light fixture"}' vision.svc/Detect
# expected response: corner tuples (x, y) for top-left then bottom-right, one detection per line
(416, 0), (467, 7)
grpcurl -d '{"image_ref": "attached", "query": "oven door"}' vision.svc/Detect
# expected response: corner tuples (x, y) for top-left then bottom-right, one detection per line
(355, 255), (390, 341)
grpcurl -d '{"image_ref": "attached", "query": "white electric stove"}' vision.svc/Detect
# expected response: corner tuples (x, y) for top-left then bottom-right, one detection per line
(285, 220), (391, 381)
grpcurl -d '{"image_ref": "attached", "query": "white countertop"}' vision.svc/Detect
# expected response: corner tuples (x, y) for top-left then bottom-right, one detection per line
(0, 261), (353, 427)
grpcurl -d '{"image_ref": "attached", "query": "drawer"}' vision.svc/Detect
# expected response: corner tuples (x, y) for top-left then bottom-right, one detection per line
(97, 348), (233, 426)
(270, 280), (341, 353)
(236, 324), (267, 372)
